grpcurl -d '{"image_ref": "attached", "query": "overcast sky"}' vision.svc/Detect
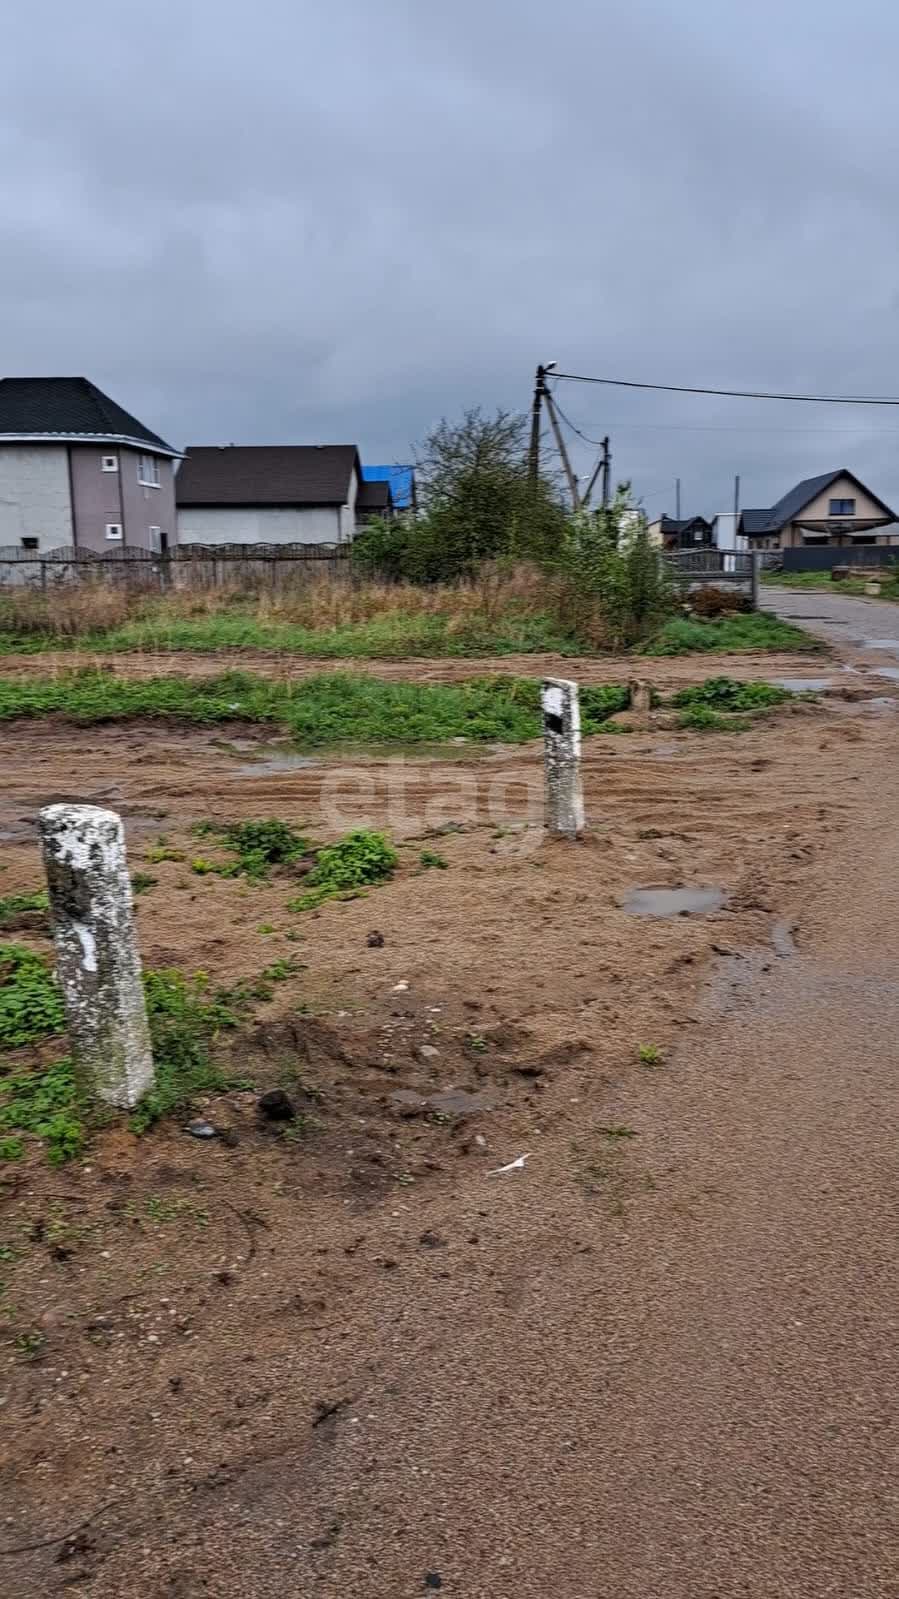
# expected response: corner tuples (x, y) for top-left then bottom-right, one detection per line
(3, 0), (899, 516)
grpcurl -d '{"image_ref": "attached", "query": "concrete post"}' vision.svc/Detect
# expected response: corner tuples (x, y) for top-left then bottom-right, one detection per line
(542, 678), (584, 839)
(38, 804), (154, 1109)
(629, 679), (653, 721)
(750, 550), (761, 610)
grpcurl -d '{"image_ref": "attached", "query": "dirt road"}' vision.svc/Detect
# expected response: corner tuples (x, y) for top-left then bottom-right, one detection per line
(2, 637), (898, 1596)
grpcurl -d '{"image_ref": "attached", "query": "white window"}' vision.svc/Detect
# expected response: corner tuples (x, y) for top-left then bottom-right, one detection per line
(105, 523), (123, 541)
(148, 526), (161, 552)
(137, 454), (160, 487)
(101, 454), (118, 473)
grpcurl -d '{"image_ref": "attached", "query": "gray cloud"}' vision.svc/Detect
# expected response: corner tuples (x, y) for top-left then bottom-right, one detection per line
(2, 0), (899, 516)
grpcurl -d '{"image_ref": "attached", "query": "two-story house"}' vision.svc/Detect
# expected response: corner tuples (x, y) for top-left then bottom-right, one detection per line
(739, 470), (897, 550)
(0, 377), (180, 554)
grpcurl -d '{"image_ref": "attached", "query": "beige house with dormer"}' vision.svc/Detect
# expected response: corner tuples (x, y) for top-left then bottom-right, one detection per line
(740, 470), (897, 550)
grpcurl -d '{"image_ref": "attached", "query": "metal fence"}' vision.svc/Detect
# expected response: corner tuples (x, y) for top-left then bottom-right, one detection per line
(0, 542), (354, 590)
(781, 546), (899, 573)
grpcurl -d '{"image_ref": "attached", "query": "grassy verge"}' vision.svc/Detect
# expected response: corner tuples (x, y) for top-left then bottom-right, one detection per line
(762, 569), (899, 598)
(643, 611), (819, 655)
(0, 670), (631, 746)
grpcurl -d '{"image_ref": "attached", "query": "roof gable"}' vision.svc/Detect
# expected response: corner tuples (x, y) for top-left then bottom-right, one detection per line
(176, 445), (361, 507)
(0, 377), (177, 455)
(769, 469), (895, 527)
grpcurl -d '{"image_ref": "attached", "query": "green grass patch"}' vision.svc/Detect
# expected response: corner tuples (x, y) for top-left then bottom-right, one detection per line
(87, 609), (581, 659)
(0, 1056), (84, 1165)
(0, 891), (49, 930)
(644, 611), (818, 655)
(671, 676), (791, 711)
(0, 944), (65, 1050)
(762, 569), (899, 595)
(419, 849), (448, 869)
(0, 670), (631, 748)
(288, 829), (398, 912)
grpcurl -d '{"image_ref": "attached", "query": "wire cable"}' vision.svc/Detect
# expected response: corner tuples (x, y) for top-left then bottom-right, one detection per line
(552, 371), (899, 406)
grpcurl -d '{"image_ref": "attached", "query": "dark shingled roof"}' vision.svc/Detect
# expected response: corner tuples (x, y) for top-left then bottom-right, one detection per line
(176, 445), (361, 507)
(357, 479), (392, 511)
(0, 377), (177, 454)
(740, 508), (774, 534)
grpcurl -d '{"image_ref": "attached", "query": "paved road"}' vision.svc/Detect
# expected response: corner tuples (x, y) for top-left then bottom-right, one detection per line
(762, 584), (899, 675)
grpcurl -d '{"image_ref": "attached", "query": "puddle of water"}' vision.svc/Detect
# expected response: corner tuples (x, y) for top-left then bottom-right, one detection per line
(872, 666), (899, 682)
(859, 638), (899, 651)
(233, 751), (319, 776)
(772, 678), (832, 693)
(622, 885), (727, 917)
(651, 744), (679, 758)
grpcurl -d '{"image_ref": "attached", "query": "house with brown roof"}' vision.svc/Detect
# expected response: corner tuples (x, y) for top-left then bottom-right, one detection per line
(175, 444), (375, 546)
(738, 470), (897, 550)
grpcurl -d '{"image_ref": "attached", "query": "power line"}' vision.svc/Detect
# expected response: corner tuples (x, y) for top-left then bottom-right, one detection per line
(564, 417), (899, 437)
(545, 390), (607, 447)
(552, 371), (899, 406)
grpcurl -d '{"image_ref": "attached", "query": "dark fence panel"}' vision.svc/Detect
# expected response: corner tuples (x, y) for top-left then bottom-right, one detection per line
(781, 546), (899, 572)
(0, 542), (354, 590)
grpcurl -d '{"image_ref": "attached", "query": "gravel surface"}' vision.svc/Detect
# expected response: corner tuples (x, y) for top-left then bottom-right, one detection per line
(763, 583), (899, 667)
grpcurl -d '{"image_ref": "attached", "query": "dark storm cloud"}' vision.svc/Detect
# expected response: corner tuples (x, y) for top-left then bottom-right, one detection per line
(2, 0), (899, 513)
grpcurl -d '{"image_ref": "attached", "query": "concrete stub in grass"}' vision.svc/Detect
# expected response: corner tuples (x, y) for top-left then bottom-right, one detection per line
(629, 679), (653, 721)
(38, 804), (154, 1109)
(542, 678), (584, 839)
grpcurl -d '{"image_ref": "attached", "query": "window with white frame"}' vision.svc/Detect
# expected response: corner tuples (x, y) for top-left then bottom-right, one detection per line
(105, 523), (123, 541)
(101, 454), (119, 472)
(148, 526), (162, 552)
(137, 454), (160, 487)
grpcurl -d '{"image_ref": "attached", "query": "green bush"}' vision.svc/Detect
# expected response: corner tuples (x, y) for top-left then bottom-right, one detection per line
(553, 494), (675, 648)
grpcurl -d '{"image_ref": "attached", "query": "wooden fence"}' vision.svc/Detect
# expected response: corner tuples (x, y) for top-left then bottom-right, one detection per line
(0, 542), (354, 591)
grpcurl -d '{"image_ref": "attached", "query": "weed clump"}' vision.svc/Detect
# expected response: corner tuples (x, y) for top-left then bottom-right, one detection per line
(671, 677), (790, 712)
(131, 970), (252, 1132)
(0, 944), (65, 1050)
(288, 829), (398, 912)
(190, 818), (310, 881)
(0, 1057), (84, 1165)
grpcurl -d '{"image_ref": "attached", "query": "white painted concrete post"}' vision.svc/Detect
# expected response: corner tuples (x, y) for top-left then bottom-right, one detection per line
(38, 804), (154, 1109)
(541, 678), (585, 839)
(750, 550), (761, 610)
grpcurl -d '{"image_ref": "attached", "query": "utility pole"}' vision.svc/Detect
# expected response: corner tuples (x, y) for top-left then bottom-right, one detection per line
(601, 437), (611, 507)
(675, 477), (682, 520)
(733, 473), (740, 519)
(543, 386), (580, 512)
(527, 364), (548, 494)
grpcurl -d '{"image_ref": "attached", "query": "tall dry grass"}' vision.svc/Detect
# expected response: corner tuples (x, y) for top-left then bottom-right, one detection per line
(0, 563), (572, 642)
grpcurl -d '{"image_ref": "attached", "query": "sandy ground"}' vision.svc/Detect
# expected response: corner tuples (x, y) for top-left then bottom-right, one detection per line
(1, 633), (898, 1596)
(0, 642), (825, 690)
